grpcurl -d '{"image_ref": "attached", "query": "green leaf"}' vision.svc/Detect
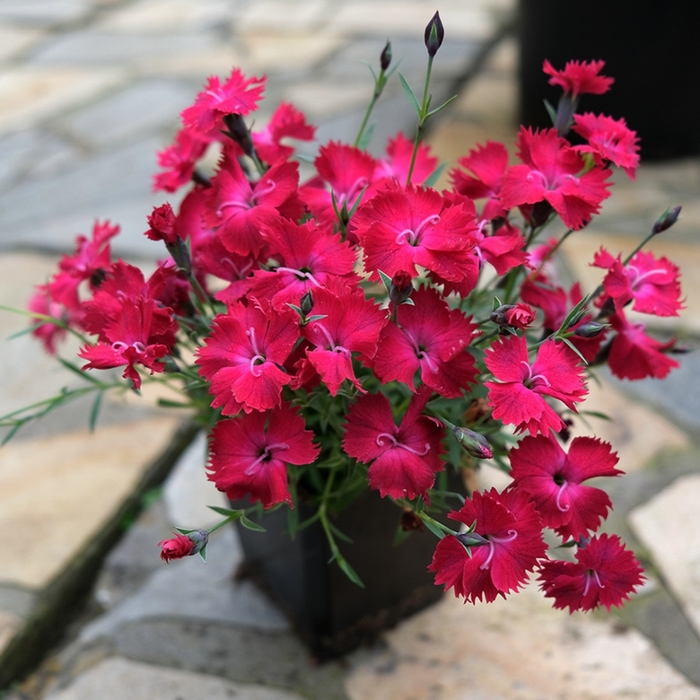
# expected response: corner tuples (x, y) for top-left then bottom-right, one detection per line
(378, 269), (393, 291)
(398, 72), (421, 115)
(544, 99), (558, 128)
(198, 545), (208, 562)
(423, 162), (448, 188)
(357, 122), (376, 151)
(88, 390), (104, 432)
(336, 556), (365, 587)
(421, 518), (447, 539)
(57, 356), (102, 385)
(157, 398), (195, 409)
(207, 505), (244, 518)
(426, 94), (458, 117)
(581, 410), (612, 421)
(239, 514), (267, 532)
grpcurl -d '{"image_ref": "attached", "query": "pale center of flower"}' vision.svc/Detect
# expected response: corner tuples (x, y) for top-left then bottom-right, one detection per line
(395, 214), (441, 246)
(480, 529), (518, 571)
(246, 327), (266, 377)
(221, 257), (254, 280)
(520, 360), (551, 390)
(626, 264), (667, 289)
(275, 266), (322, 287)
(245, 442), (290, 475)
(111, 341), (146, 354)
(526, 170), (579, 190)
(312, 322), (351, 356)
(339, 176), (370, 207)
(583, 569), (605, 596)
(554, 479), (570, 512)
(375, 432), (430, 456)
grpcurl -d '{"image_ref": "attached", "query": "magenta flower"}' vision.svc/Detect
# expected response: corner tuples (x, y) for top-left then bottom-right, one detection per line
(373, 132), (438, 188)
(484, 335), (587, 436)
(500, 127), (612, 230)
(196, 301), (299, 414)
(572, 113), (640, 180)
(373, 286), (478, 398)
(429, 488), (546, 603)
(509, 434), (622, 541)
(153, 126), (210, 193)
(181, 68), (266, 136)
(542, 59), (613, 97)
(207, 404), (320, 508)
(252, 101), (315, 165)
(538, 534), (644, 612)
(607, 310), (679, 380)
(594, 248), (684, 317)
(342, 389), (444, 501)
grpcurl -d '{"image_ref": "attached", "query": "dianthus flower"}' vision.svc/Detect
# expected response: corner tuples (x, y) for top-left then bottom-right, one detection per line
(593, 248), (684, 317)
(181, 68), (266, 137)
(158, 534), (195, 562)
(153, 126), (210, 193)
(429, 488), (546, 603)
(484, 335), (587, 435)
(372, 286), (478, 398)
(538, 534), (644, 612)
(509, 434), (622, 541)
(207, 403), (320, 508)
(252, 102), (315, 165)
(572, 113), (640, 180)
(372, 133), (438, 188)
(342, 389), (444, 501)
(500, 127), (612, 231)
(542, 59), (614, 97)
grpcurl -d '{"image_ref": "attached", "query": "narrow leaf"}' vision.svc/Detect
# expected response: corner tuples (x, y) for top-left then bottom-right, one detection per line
(239, 514), (267, 532)
(398, 72), (421, 115)
(423, 162), (448, 188)
(88, 390), (104, 432)
(426, 94), (458, 117)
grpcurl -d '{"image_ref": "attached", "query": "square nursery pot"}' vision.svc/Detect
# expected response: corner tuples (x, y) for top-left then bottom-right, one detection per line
(232, 477), (465, 660)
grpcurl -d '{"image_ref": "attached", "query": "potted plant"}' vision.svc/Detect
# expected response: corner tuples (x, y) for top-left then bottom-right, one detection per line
(5, 12), (683, 659)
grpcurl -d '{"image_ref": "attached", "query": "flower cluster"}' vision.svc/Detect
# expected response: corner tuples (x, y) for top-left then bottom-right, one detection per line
(19, 19), (682, 615)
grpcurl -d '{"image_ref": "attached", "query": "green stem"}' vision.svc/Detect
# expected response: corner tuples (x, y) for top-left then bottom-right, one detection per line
(405, 55), (434, 187)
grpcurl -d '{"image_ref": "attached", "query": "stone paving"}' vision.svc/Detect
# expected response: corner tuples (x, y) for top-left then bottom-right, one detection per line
(2, 1), (700, 699)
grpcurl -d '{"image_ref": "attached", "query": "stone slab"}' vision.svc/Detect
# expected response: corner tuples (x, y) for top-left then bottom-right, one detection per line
(236, 1), (329, 34)
(80, 524), (288, 644)
(0, 1), (90, 26)
(45, 657), (306, 700)
(0, 24), (45, 61)
(241, 34), (344, 73)
(0, 67), (125, 134)
(629, 473), (700, 639)
(0, 611), (22, 656)
(345, 582), (700, 700)
(0, 416), (179, 588)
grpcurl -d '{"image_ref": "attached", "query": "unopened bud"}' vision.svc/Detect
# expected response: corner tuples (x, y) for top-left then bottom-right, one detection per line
(380, 40), (392, 71)
(389, 270), (413, 305)
(490, 304), (513, 326)
(573, 321), (607, 338)
(223, 113), (254, 157)
(424, 11), (444, 57)
(400, 509), (423, 532)
(187, 529), (209, 556)
(453, 427), (493, 460)
(652, 206), (682, 235)
(300, 289), (314, 315)
(145, 203), (178, 245)
(456, 531), (488, 548)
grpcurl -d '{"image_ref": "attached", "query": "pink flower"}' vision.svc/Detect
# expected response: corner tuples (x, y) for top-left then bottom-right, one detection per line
(543, 59), (613, 97)
(607, 310), (679, 380)
(159, 534), (195, 562)
(593, 248), (684, 317)
(252, 102), (315, 164)
(153, 126), (209, 193)
(538, 534), (644, 612)
(181, 68), (266, 136)
(572, 113), (640, 180)
(196, 300), (299, 414)
(207, 403), (319, 508)
(450, 141), (509, 220)
(484, 335), (587, 436)
(373, 133), (438, 188)
(509, 434), (622, 540)
(373, 286), (478, 398)
(429, 488), (546, 603)
(342, 389), (444, 501)
(353, 183), (478, 282)
(500, 127), (612, 231)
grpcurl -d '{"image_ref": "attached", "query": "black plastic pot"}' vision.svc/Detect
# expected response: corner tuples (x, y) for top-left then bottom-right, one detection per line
(518, 0), (700, 160)
(233, 483), (462, 660)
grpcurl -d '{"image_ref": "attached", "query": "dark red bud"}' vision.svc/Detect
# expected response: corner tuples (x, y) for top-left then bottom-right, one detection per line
(424, 11), (444, 57)
(389, 270), (413, 305)
(145, 203), (178, 245)
(652, 206), (681, 235)
(380, 40), (392, 71)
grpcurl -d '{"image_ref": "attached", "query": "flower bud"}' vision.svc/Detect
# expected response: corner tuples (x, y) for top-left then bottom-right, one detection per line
(453, 427), (493, 459)
(159, 530), (209, 562)
(491, 303), (534, 329)
(380, 40), (392, 71)
(573, 321), (607, 338)
(145, 203), (178, 245)
(652, 205), (682, 235)
(389, 270), (413, 305)
(456, 531), (488, 548)
(424, 11), (444, 57)
(300, 289), (314, 315)
(223, 113), (254, 157)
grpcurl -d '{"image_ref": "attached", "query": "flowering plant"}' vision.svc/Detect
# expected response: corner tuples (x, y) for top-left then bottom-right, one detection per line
(7, 13), (684, 614)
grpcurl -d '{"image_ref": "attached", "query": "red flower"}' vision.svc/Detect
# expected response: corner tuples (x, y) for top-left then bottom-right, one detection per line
(484, 335), (587, 436)
(153, 126), (209, 193)
(593, 248), (684, 317)
(196, 300), (299, 414)
(373, 132), (438, 188)
(542, 59), (613, 97)
(373, 286), (478, 398)
(342, 389), (444, 501)
(429, 488), (546, 603)
(500, 127), (612, 230)
(509, 434), (622, 540)
(504, 302), (535, 329)
(607, 310), (679, 380)
(159, 534), (195, 562)
(207, 403), (319, 508)
(572, 113), (640, 180)
(252, 102), (315, 164)
(353, 183), (478, 282)
(181, 68), (265, 136)
(538, 534), (644, 612)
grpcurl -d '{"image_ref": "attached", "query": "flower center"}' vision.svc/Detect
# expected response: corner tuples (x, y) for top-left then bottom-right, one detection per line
(375, 432), (430, 456)
(583, 569), (605, 596)
(395, 214), (441, 246)
(112, 341), (146, 354)
(245, 442), (290, 475)
(480, 529), (518, 570)
(246, 327), (266, 377)
(520, 360), (551, 390)
(312, 322), (350, 356)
